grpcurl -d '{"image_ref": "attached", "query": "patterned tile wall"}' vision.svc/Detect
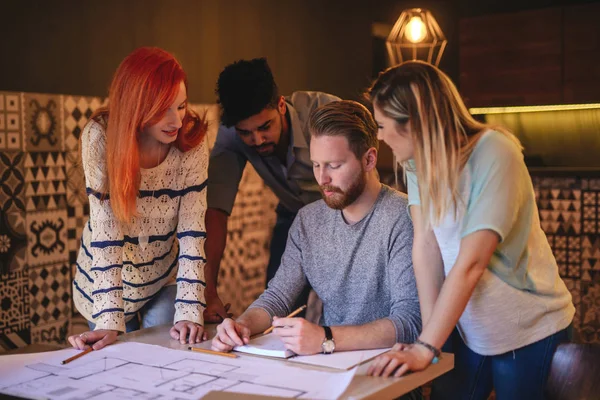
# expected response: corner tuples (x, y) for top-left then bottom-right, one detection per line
(0, 93), (276, 351)
(1, 90), (597, 350)
(534, 176), (600, 343)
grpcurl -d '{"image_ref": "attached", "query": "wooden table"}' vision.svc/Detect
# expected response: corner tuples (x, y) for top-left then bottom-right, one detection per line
(120, 324), (454, 399)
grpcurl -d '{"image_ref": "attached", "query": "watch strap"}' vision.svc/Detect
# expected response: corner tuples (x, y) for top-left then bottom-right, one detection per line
(323, 325), (333, 341)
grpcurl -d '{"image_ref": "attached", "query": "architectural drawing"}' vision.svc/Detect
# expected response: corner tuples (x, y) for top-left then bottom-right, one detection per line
(0, 342), (354, 399)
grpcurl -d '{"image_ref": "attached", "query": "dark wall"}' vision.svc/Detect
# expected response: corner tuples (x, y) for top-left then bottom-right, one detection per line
(2, 0), (598, 103)
(0, 0), (378, 103)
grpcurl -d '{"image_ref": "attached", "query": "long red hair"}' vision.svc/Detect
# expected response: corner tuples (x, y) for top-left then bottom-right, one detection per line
(91, 47), (207, 222)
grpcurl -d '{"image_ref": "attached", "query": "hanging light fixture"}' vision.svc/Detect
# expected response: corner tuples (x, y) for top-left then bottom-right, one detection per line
(386, 8), (447, 66)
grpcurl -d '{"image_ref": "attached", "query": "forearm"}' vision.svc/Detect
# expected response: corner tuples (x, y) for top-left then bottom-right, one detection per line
(413, 244), (444, 329)
(236, 308), (272, 335)
(204, 208), (228, 296)
(418, 260), (485, 349)
(331, 319), (397, 351)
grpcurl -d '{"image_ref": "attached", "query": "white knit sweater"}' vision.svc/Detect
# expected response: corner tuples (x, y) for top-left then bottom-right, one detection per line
(72, 119), (207, 332)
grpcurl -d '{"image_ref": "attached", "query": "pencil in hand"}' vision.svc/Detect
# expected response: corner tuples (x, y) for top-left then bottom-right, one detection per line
(61, 347), (94, 365)
(263, 304), (307, 335)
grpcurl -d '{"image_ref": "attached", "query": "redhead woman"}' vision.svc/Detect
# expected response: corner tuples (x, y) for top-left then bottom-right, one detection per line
(68, 47), (209, 351)
(367, 61), (574, 400)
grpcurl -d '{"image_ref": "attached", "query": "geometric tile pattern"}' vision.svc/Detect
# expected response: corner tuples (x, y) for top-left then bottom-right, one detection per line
(30, 318), (69, 345)
(25, 209), (68, 268)
(0, 92), (23, 152)
(583, 191), (599, 234)
(64, 95), (104, 209)
(218, 166), (277, 316)
(63, 96), (103, 152)
(0, 210), (27, 274)
(534, 175), (600, 344)
(29, 263), (71, 327)
(23, 93), (64, 153)
(0, 151), (25, 213)
(24, 152), (67, 211)
(67, 204), (88, 274)
(0, 270), (30, 351)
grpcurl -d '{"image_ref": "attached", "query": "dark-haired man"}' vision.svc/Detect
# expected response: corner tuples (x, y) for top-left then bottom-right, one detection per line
(204, 58), (339, 322)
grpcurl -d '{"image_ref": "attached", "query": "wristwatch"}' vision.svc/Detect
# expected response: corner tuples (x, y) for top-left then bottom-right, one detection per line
(321, 326), (335, 354)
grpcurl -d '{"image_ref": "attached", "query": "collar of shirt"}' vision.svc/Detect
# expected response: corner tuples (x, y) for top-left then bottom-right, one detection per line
(285, 101), (310, 172)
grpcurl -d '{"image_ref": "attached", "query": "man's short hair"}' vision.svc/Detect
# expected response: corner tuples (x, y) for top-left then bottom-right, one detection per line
(309, 100), (379, 159)
(215, 58), (279, 127)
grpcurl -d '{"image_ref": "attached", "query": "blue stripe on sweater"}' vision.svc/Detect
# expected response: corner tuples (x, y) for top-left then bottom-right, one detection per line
(92, 308), (124, 319)
(176, 278), (206, 286)
(179, 254), (207, 262)
(123, 292), (159, 303)
(138, 180), (207, 199)
(91, 228), (177, 248)
(92, 286), (122, 296)
(86, 187), (109, 200)
(90, 264), (121, 272)
(175, 299), (207, 307)
(76, 263), (94, 283)
(123, 257), (178, 288)
(89, 248), (174, 272)
(177, 231), (206, 240)
(73, 280), (93, 303)
(87, 179), (207, 201)
(80, 241), (92, 259)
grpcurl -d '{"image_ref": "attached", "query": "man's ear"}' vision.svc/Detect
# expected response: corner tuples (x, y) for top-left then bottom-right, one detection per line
(363, 147), (378, 171)
(277, 96), (286, 115)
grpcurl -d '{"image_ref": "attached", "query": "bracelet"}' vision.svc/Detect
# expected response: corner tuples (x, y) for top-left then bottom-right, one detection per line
(414, 339), (441, 361)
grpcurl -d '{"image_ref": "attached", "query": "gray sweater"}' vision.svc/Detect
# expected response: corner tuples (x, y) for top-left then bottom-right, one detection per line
(249, 185), (421, 343)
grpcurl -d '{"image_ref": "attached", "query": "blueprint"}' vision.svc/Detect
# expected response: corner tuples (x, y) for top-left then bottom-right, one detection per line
(0, 342), (356, 399)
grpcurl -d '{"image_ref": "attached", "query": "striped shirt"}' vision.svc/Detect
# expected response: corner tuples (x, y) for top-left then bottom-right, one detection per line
(73, 119), (208, 332)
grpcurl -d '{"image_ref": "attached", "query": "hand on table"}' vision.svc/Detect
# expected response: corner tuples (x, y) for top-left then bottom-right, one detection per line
(367, 342), (434, 378)
(67, 329), (119, 351)
(170, 320), (208, 344)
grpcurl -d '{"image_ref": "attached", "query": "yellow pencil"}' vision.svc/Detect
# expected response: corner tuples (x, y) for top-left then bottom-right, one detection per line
(188, 346), (239, 358)
(263, 305), (307, 335)
(61, 347), (94, 365)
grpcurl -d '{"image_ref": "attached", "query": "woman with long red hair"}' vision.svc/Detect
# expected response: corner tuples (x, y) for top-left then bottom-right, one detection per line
(68, 47), (209, 350)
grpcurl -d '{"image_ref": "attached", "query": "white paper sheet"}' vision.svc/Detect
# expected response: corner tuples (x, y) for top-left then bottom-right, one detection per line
(0, 341), (355, 400)
(290, 347), (391, 370)
(233, 333), (294, 358)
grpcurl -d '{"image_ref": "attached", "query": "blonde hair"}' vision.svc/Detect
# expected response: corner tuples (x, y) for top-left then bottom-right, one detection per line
(368, 61), (521, 227)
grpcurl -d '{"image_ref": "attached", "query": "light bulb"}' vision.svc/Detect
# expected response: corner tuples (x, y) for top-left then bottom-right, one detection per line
(405, 16), (426, 43)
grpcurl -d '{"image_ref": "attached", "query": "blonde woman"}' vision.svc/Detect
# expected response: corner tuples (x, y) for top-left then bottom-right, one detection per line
(366, 61), (574, 400)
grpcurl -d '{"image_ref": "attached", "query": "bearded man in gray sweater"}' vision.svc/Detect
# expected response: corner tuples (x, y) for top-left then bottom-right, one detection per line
(212, 100), (421, 355)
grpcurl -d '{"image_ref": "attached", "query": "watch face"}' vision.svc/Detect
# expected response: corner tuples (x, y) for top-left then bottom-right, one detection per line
(322, 340), (335, 354)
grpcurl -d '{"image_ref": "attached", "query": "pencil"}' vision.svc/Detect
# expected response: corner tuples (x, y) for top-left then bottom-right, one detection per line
(263, 304), (307, 335)
(188, 346), (239, 358)
(61, 347), (93, 365)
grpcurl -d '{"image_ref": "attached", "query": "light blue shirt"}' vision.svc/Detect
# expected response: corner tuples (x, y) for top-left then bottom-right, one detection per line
(406, 130), (574, 354)
(207, 91), (340, 215)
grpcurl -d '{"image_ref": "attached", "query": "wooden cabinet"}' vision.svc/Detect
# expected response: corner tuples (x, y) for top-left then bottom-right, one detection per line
(459, 3), (600, 107)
